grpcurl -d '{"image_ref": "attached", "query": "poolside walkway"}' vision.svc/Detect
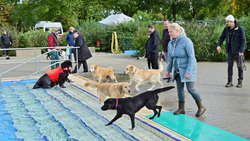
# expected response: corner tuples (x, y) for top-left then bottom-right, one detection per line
(1, 52), (250, 140)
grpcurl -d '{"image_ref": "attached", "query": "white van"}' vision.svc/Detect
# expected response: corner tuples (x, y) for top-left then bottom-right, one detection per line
(35, 21), (63, 37)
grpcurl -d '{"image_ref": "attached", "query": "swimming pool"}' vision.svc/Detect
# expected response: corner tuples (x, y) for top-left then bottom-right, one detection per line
(0, 79), (167, 141)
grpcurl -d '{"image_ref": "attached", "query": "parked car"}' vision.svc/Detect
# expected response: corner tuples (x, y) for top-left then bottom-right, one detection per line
(35, 21), (63, 37)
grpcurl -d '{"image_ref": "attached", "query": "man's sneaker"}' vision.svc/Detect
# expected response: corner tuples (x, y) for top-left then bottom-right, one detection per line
(6, 56), (10, 60)
(225, 81), (233, 87)
(236, 79), (242, 88)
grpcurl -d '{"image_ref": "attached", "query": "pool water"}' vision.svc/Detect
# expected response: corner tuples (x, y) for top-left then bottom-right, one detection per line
(0, 79), (165, 141)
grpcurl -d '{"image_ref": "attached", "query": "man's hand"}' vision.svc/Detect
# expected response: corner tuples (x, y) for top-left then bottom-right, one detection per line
(239, 53), (244, 56)
(165, 72), (170, 78)
(217, 46), (221, 53)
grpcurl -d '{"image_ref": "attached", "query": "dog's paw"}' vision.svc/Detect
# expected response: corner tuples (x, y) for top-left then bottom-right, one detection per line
(149, 117), (154, 120)
(105, 123), (111, 126)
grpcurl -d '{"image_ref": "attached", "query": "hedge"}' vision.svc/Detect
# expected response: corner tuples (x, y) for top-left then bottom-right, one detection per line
(0, 15), (249, 61)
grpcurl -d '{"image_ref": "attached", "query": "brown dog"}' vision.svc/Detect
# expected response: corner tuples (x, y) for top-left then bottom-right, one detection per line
(124, 62), (163, 92)
(89, 64), (117, 83)
(84, 81), (131, 104)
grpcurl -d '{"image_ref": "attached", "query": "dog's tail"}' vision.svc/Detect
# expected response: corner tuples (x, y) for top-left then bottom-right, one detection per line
(84, 81), (98, 87)
(152, 86), (175, 93)
(155, 62), (163, 72)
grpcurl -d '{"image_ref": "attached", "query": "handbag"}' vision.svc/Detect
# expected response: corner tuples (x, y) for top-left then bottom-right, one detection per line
(66, 48), (71, 56)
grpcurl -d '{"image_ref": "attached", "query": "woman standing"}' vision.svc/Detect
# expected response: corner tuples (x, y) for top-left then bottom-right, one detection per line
(71, 31), (92, 73)
(165, 23), (206, 117)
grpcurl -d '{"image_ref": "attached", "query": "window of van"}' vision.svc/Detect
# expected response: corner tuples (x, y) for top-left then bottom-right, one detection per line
(45, 27), (62, 34)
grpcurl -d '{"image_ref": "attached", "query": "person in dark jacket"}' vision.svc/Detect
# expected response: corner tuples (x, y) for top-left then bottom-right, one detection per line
(217, 15), (246, 88)
(66, 27), (76, 61)
(48, 28), (59, 70)
(162, 19), (171, 62)
(71, 31), (92, 73)
(1, 30), (13, 59)
(147, 23), (159, 69)
(145, 31), (152, 69)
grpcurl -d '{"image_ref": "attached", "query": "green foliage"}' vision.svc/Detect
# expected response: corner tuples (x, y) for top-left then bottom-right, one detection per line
(237, 16), (250, 57)
(78, 20), (138, 52)
(182, 20), (227, 61)
(18, 30), (49, 48)
(132, 26), (149, 57)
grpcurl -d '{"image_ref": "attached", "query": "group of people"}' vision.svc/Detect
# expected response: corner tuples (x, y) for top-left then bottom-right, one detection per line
(145, 14), (246, 117)
(47, 27), (92, 73)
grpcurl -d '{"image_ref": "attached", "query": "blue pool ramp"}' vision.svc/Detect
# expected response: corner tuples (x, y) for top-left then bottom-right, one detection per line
(146, 111), (248, 141)
(124, 50), (139, 55)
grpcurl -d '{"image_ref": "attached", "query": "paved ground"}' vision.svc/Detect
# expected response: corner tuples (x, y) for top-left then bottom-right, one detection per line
(1, 52), (250, 140)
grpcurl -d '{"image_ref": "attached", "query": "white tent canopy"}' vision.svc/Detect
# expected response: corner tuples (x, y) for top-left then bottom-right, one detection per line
(99, 13), (135, 25)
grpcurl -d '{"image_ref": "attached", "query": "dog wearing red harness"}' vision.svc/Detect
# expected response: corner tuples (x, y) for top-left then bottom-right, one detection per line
(33, 60), (72, 89)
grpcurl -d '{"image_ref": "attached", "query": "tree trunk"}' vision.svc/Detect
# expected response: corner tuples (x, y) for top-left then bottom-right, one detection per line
(172, 4), (176, 22)
(192, 9), (196, 19)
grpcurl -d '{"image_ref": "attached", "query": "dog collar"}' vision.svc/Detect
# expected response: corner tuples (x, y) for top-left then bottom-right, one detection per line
(133, 70), (137, 75)
(115, 98), (118, 109)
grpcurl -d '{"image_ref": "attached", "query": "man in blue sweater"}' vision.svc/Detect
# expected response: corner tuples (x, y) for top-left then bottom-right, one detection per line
(66, 27), (76, 61)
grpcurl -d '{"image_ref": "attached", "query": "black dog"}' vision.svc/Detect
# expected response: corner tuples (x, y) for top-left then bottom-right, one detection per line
(101, 86), (175, 129)
(33, 60), (72, 89)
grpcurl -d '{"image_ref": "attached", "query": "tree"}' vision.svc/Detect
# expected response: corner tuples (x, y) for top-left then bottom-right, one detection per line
(161, 0), (188, 21)
(3, 0), (82, 30)
(0, 1), (12, 25)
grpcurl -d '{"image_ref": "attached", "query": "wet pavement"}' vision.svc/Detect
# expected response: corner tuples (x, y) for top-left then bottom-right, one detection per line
(1, 52), (250, 140)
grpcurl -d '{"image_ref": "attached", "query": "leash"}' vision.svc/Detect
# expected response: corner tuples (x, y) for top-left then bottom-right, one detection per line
(115, 98), (119, 109)
(238, 55), (247, 71)
(243, 55), (247, 71)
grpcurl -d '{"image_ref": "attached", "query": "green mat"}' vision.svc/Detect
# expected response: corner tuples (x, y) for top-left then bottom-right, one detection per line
(146, 111), (248, 141)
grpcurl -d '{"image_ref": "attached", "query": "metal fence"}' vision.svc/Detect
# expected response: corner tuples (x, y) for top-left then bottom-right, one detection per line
(0, 46), (79, 87)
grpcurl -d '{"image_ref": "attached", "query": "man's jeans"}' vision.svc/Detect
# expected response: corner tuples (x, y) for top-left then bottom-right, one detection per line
(227, 53), (243, 82)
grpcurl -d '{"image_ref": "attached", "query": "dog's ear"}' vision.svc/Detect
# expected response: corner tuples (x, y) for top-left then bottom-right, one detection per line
(61, 60), (72, 69)
(118, 84), (123, 92)
(107, 99), (116, 109)
(94, 65), (97, 69)
(130, 65), (136, 73)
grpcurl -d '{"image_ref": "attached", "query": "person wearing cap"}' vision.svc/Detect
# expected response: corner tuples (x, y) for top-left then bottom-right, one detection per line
(48, 28), (60, 70)
(217, 15), (246, 88)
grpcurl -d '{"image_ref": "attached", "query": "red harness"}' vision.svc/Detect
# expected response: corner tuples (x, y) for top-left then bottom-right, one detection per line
(46, 67), (64, 82)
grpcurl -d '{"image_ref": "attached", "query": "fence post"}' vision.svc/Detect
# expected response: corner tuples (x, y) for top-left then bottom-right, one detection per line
(76, 48), (78, 76)
(34, 49), (37, 73)
(0, 75), (2, 88)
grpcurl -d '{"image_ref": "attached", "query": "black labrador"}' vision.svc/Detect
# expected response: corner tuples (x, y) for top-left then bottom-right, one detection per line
(101, 86), (175, 129)
(33, 60), (72, 89)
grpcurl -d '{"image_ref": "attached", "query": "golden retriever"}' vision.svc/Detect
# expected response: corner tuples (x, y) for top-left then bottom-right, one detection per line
(84, 81), (131, 104)
(89, 64), (117, 83)
(124, 62), (163, 92)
